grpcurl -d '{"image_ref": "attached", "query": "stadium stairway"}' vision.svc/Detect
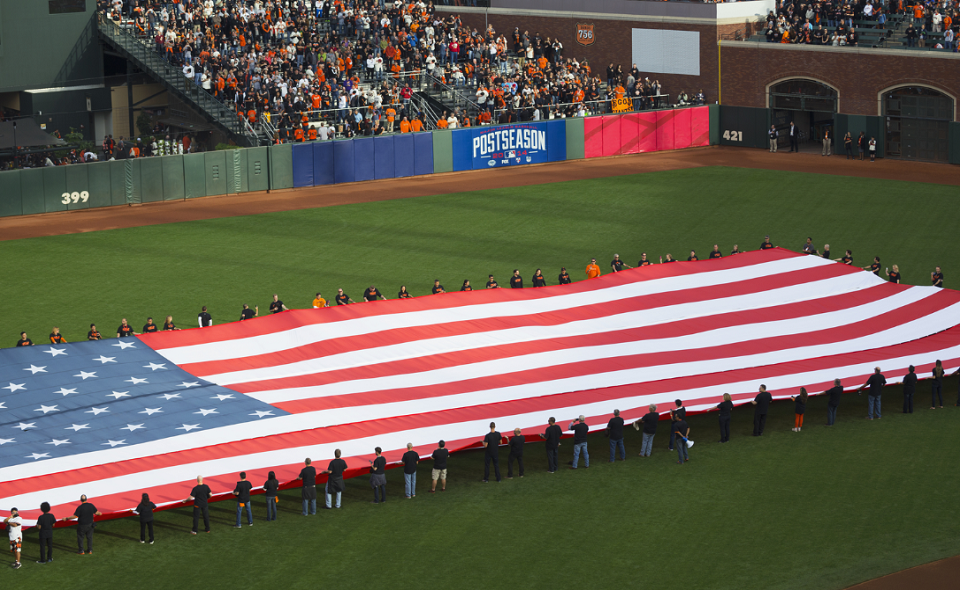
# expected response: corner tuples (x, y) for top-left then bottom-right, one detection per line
(96, 14), (261, 147)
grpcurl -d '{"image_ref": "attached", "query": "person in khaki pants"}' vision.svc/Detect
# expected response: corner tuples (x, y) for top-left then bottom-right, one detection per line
(768, 125), (778, 152)
(822, 129), (832, 156)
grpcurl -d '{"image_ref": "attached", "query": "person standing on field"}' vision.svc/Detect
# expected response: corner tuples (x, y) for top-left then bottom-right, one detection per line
(751, 385), (772, 436)
(902, 366), (917, 414)
(791, 388), (808, 432)
(768, 125), (778, 152)
(569, 415), (590, 469)
(482, 422), (503, 482)
(4, 507), (22, 569)
(540, 417), (562, 473)
(507, 428), (525, 478)
(136, 493), (157, 543)
(402, 443), (419, 498)
(431, 440), (449, 493)
(370, 448), (387, 503)
(586, 258), (601, 279)
(717, 394), (733, 443)
(822, 129), (832, 156)
(825, 379), (843, 425)
(859, 367), (886, 419)
(606, 409), (626, 461)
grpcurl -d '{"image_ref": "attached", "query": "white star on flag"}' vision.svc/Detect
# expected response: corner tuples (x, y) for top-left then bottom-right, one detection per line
(250, 410), (274, 418)
(42, 348), (67, 357)
(0, 402), (5, 410)
(138, 408), (163, 416)
(176, 424), (201, 432)
(24, 365), (47, 374)
(3, 383), (26, 392)
(54, 387), (78, 396)
(194, 408), (218, 416)
(106, 391), (130, 400)
(101, 440), (127, 447)
(74, 371), (97, 380)
(126, 377), (149, 385)
(65, 424), (90, 432)
(158, 393), (181, 400)
(45, 439), (71, 446)
(212, 394), (234, 401)
(15, 422), (37, 430)
(93, 356), (117, 364)
(143, 362), (167, 371)
(112, 341), (136, 350)
(85, 407), (109, 415)
(34, 405), (59, 414)
(177, 381), (201, 388)
(26, 453), (50, 460)
(0, 438), (14, 445)
(121, 424), (145, 432)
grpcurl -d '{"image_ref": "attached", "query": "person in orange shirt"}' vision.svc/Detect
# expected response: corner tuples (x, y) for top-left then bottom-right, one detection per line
(294, 127), (305, 142)
(614, 84), (626, 100)
(399, 116), (411, 133)
(308, 127), (318, 141)
(385, 106), (397, 132)
(411, 117), (423, 132)
(311, 93), (321, 110)
(586, 258), (601, 279)
(436, 116), (448, 130)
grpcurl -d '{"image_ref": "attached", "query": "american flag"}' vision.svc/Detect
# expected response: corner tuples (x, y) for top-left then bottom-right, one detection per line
(3, 248), (960, 524)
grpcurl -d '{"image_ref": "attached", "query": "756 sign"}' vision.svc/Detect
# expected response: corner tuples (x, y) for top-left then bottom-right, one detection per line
(576, 23), (595, 46)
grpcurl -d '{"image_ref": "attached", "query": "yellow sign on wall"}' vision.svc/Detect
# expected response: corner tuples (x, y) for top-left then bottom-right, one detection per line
(611, 97), (632, 113)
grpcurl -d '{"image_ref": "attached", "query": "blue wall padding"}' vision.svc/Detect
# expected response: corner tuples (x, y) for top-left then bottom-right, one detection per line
(394, 134), (415, 178)
(374, 136), (396, 180)
(292, 144), (314, 188)
(313, 141), (335, 185)
(333, 140), (356, 184)
(353, 138), (375, 182)
(413, 133), (434, 176)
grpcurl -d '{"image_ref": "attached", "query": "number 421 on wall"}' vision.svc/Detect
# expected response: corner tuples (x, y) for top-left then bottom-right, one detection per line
(722, 130), (743, 141)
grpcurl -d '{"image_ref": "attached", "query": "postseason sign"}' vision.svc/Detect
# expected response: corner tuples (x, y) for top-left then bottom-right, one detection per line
(472, 124), (548, 168)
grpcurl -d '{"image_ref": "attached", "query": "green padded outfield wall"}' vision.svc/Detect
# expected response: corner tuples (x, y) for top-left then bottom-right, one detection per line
(183, 153), (206, 199)
(565, 118), (585, 160)
(139, 157), (165, 203)
(950, 122), (960, 165)
(709, 104), (720, 145)
(0, 171), (22, 217)
(41, 166), (69, 214)
(64, 165), (91, 211)
(203, 151), (229, 197)
(86, 162), (113, 210)
(19, 169), (45, 216)
(233, 150), (245, 194)
(718, 106), (770, 149)
(268, 144), (294, 190)
(161, 156), (187, 201)
(246, 147), (270, 192)
(432, 130), (453, 173)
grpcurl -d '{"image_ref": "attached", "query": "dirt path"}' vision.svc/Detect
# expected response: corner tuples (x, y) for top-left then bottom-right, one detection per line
(845, 554), (960, 590)
(0, 146), (957, 241)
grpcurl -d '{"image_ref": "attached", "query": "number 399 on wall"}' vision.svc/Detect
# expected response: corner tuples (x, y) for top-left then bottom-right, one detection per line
(722, 130), (743, 142)
(61, 191), (90, 205)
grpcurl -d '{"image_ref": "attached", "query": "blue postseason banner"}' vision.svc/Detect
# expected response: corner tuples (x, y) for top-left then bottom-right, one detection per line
(451, 120), (566, 171)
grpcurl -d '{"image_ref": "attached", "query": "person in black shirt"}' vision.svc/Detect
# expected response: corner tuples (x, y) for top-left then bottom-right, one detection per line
(117, 318), (136, 338)
(730, 245), (741, 255)
(237, 303), (257, 321)
(162, 316), (179, 331)
(836, 250), (853, 265)
(709, 245), (723, 259)
(482, 422), (503, 482)
(88, 324), (102, 340)
(859, 367), (886, 419)
(198, 306), (213, 328)
(364, 285), (386, 301)
(662, 254), (676, 263)
(136, 493), (157, 544)
(606, 409), (625, 461)
(186, 476), (212, 533)
(634, 404), (659, 456)
(297, 458), (318, 515)
(886, 265), (901, 284)
(932, 266), (944, 288)
(36, 501), (56, 563)
(142, 317), (158, 333)
(402, 443), (419, 498)
(610, 254), (630, 273)
(507, 428), (525, 478)
(931, 360), (944, 409)
(233, 472), (254, 526)
(431, 279), (445, 294)
(65, 495), (101, 554)
(335, 289), (354, 305)
(263, 471), (280, 520)
(322, 450), (347, 509)
(532, 269), (547, 287)
(510, 269), (523, 289)
(717, 393), (733, 443)
(540, 417), (562, 472)
(668, 400), (686, 450)
(672, 418), (690, 464)
(369, 447), (387, 503)
(460, 280), (473, 292)
(791, 387), (808, 432)
(822, 244), (831, 260)
(902, 366), (917, 414)
(825, 379), (843, 425)
(751, 385), (772, 435)
(863, 257), (881, 276)
(638, 253), (652, 266)
(558, 267), (571, 284)
(431, 440), (449, 492)
(15, 331), (32, 346)
(760, 235), (774, 250)
(398, 285), (413, 299)
(49, 327), (67, 343)
(486, 275), (500, 289)
(568, 415), (590, 469)
(269, 294), (288, 314)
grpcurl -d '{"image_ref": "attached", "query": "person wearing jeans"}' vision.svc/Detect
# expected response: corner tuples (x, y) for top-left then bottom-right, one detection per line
(370, 447), (387, 504)
(606, 409), (626, 461)
(322, 449), (347, 509)
(402, 443), (419, 498)
(569, 416), (590, 469)
(233, 472), (253, 527)
(860, 367), (886, 419)
(298, 459), (317, 516)
(673, 418), (690, 464)
(824, 379), (843, 425)
(635, 405), (659, 456)
(263, 471), (279, 521)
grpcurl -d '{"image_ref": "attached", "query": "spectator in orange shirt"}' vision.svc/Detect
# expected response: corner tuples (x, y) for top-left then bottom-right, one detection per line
(411, 117), (423, 132)
(386, 107), (397, 132)
(436, 116), (449, 129)
(399, 116), (411, 133)
(586, 258), (601, 279)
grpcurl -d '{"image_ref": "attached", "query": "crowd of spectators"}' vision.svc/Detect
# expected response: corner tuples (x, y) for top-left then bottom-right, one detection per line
(764, 0), (959, 49)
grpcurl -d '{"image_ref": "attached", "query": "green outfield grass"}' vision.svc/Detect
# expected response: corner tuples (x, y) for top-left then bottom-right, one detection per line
(2, 166), (960, 589)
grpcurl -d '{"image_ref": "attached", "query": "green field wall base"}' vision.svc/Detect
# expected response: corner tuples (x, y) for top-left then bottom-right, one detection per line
(565, 118), (585, 160)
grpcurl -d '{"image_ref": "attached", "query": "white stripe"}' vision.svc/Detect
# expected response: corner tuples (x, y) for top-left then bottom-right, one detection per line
(206, 271), (884, 386)
(157, 255), (830, 365)
(7, 352), (959, 512)
(248, 286), (934, 403)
